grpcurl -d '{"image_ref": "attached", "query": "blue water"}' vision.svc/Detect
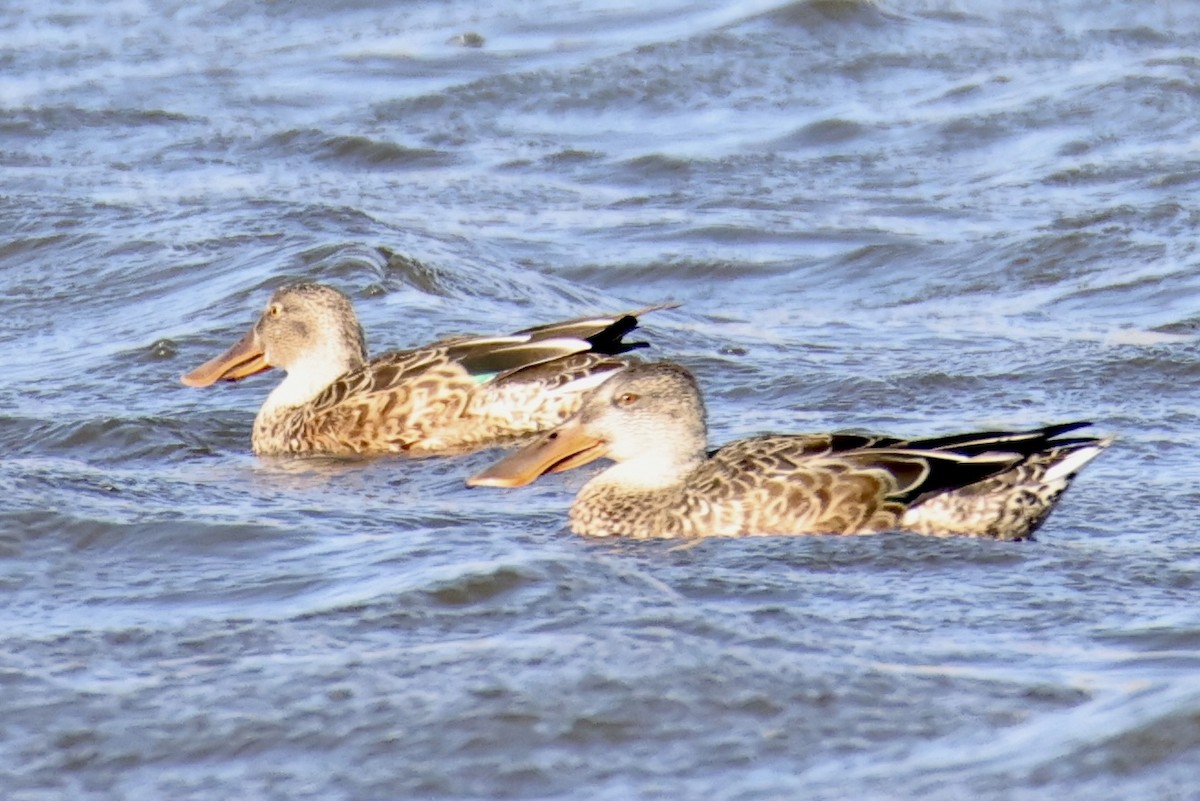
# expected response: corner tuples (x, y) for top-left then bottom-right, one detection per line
(3, 1), (1200, 798)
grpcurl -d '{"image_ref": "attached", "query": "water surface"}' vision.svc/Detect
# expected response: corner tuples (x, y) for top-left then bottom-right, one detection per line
(3, 1), (1200, 798)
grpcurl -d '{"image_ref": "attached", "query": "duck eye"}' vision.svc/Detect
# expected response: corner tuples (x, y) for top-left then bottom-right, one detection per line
(615, 392), (640, 407)
(269, 304), (281, 317)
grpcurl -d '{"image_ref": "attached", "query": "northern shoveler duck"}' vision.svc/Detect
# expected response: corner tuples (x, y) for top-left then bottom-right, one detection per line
(180, 282), (672, 456)
(468, 362), (1111, 540)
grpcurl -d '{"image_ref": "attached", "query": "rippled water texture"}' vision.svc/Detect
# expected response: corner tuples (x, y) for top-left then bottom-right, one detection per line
(4, 0), (1200, 798)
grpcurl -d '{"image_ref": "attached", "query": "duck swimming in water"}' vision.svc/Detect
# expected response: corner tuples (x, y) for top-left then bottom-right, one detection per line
(468, 362), (1111, 540)
(181, 282), (672, 457)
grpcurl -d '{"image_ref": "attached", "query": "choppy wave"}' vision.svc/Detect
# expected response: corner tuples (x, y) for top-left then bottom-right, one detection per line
(3, 0), (1200, 798)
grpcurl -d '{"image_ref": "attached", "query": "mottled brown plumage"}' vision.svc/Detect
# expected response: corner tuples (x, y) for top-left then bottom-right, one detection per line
(468, 363), (1111, 540)
(181, 283), (672, 456)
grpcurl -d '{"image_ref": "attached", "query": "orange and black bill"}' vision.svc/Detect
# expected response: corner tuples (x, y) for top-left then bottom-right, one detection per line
(180, 327), (271, 387)
(467, 418), (609, 488)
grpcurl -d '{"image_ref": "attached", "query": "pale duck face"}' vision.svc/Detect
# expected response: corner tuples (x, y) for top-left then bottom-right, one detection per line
(181, 282), (368, 411)
(467, 362), (710, 490)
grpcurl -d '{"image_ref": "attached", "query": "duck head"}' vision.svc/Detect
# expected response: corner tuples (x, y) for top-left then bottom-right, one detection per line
(468, 361), (709, 489)
(181, 283), (368, 389)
